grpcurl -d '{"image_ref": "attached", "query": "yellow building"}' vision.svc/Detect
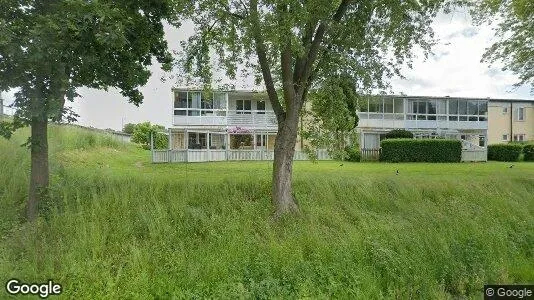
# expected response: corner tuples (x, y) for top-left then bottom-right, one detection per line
(488, 99), (534, 144)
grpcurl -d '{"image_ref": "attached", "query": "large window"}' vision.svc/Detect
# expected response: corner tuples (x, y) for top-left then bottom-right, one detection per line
(447, 99), (487, 121)
(517, 107), (525, 121)
(236, 100), (252, 114)
(257, 100), (266, 114)
(174, 91), (227, 116)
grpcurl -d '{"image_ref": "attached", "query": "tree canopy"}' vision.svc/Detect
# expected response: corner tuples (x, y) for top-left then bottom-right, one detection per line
(0, 0), (182, 221)
(177, 0), (455, 216)
(472, 0), (534, 92)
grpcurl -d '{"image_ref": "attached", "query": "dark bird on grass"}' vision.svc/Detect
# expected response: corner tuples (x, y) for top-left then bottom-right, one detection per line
(339, 164), (344, 167)
(396, 169), (399, 175)
(509, 165), (514, 168)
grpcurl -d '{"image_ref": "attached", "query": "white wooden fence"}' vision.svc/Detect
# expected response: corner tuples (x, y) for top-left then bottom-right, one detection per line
(152, 149), (330, 163)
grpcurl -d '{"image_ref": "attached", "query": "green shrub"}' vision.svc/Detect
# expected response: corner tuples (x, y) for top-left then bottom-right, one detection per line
(383, 129), (414, 140)
(380, 139), (462, 162)
(521, 144), (534, 161)
(487, 144), (523, 162)
(344, 146), (361, 162)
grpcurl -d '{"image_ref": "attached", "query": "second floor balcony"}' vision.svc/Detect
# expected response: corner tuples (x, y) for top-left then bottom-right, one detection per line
(173, 109), (277, 128)
(358, 96), (489, 131)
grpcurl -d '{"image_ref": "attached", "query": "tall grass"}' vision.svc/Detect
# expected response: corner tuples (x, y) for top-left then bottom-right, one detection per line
(0, 125), (533, 299)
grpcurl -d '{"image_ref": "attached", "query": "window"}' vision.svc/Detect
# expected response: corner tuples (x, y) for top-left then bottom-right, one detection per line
(256, 101), (266, 114)
(201, 93), (213, 115)
(517, 107), (525, 121)
(174, 92), (187, 115)
(236, 100), (251, 114)
(188, 92), (201, 116)
(502, 106), (508, 114)
(502, 134), (508, 141)
(256, 134), (267, 147)
(513, 134), (525, 142)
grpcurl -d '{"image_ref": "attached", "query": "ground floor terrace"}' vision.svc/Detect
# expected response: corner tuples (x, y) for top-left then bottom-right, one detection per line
(359, 128), (488, 162)
(152, 127), (330, 163)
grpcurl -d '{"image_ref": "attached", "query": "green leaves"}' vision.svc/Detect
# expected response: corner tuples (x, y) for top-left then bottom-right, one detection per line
(380, 139), (462, 163)
(0, 0), (182, 127)
(472, 0), (534, 93)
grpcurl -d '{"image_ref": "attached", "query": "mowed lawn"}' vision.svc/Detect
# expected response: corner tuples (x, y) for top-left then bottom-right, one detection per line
(1, 125), (533, 299)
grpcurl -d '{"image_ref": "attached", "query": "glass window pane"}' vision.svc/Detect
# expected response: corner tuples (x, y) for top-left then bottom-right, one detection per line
(412, 101), (418, 114)
(189, 92), (201, 109)
(449, 99), (458, 114)
(437, 100), (447, 114)
(478, 101), (488, 116)
(467, 100), (478, 115)
(384, 98), (394, 113)
(257, 101), (265, 114)
(359, 97), (370, 112)
(418, 101), (427, 114)
(213, 92), (227, 109)
(393, 98), (404, 113)
(174, 110), (186, 116)
(174, 92), (187, 108)
(459, 100), (468, 115)
(428, 100), (436, 114)
(368, 97), (381, 112)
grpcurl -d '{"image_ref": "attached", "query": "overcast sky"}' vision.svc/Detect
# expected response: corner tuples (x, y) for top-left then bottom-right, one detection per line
(2, 9), (533, 131)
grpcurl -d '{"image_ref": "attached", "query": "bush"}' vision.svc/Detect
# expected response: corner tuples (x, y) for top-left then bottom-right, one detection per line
(523, 144), (534, 161)
(344, 146), (361, 162)
(487, 144), (523, 162)
(383, 129), (414, 140)
(380, 139), (461, 162)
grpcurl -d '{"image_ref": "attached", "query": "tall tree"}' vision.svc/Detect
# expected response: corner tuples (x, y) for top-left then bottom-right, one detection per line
(179, 0), (454, 217)
(301, 75), (360, 160)
(0, 0), (182, 221)
(472, 0), (534, 93)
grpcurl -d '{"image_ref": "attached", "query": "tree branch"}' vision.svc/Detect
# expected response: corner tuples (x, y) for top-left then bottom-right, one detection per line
(250, 0), (284, 121)
(297, 0), (351, 98)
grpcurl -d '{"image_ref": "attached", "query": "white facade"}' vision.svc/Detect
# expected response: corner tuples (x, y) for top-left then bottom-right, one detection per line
(357, 96), (489, 151)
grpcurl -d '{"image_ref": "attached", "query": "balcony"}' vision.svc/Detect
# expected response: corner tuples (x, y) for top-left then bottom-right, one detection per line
(357, 112), (488, 130)
(173, 109), (277, 129)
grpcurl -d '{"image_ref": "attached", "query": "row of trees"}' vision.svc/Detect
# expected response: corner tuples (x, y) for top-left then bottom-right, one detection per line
(1, 0), (532, 221)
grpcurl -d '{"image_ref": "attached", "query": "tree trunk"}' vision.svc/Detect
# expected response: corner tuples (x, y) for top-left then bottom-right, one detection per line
(28, 117), (49, 222)
(272, 110), (300, 217)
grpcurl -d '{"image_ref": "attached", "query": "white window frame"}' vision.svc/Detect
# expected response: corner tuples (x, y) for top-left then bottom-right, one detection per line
(502, 134), (508, 141)
(517, 107), (525, 121)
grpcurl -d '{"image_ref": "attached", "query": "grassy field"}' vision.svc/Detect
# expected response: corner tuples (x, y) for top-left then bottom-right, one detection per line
(1, 125), (533, 299)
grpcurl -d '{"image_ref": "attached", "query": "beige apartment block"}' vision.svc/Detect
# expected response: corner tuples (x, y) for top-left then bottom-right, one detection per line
(488, 100), (534, 144)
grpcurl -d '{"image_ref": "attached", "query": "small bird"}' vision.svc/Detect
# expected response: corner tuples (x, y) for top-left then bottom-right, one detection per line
(509, 165), (514, 168)
(396, 169), (399, 175)
(339, 164), (344, 167)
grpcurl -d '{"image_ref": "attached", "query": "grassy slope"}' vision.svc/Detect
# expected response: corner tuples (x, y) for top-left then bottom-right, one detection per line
(0, 125), (533, 299)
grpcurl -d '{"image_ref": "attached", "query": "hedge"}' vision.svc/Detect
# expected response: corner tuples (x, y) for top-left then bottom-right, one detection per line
(383, 129), (414, 140)
(521, 144), (534, 161)
(487, 144), (523, 162)
(380, 139), (462, 162)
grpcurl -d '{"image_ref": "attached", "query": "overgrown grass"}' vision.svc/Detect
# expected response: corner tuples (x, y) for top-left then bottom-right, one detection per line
(0, 125), (533, 299)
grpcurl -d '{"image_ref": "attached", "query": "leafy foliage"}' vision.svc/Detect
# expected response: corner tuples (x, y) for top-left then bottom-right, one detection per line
(522, 144), (534, 162)
(488, 143), (523, 161)
(471, 0), (534, 93)
(122, 123), (137, 135)
(383, 129), (414, 140)
(344, 146), (361, 162)
(301, 75), (360, 160)
(380, 139), (462, 162)
(131, 122), (168, 150)
(0, 0), (182, 135)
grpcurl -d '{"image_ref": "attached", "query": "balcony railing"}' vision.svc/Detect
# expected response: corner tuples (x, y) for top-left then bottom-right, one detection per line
(173, 109), (277, 128)
(357, 112), (488, 130)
